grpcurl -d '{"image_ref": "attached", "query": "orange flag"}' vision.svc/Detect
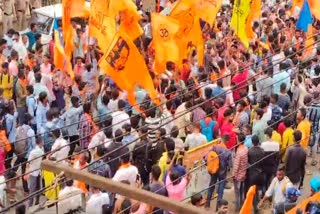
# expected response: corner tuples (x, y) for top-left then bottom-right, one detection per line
(308, 0), (320, 20)
(303, 26), (315, 60)
(170, 0), (204, 66)
(194, 0), (222, 27)
(88, 0), (116, 51)
(240, 185), (256, 214)
(246, 0), (261, 40)
(287, 192), (320, 214)
(99, 29), (159, 107)
(119, 9), (144, 42)
(151, 13), (180, 75)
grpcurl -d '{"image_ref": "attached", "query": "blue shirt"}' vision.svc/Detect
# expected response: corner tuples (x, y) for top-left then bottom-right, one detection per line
(97, 95), (110, 122)
(212, 86), (226, 100)
(26, 127), (36, 159)
(273, 70), (290, 94)
(244, 135), (253, 148)
(26, 95), (37, 124)
(36, 102), (49, 134)
(25, 31), (37, 50)
(5, 112), (18, 144)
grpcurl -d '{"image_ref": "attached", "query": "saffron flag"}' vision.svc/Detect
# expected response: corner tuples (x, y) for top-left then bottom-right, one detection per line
(240, 185), (256, 214)
(308, 0), (320, 20)
(245, 0), (261, 40)
(194, 0), (222, 27)
(230, 0), (252, 48)
(53, 18), (65, 71)
(119, 9), (144, 42)
(99, 29), (159, 107)
(170, 0), (204, 66)
(89, 0), (116, 51)
(53, 19), (73, 78)
(296, 0), (313, 32)
(292, 0), (304, 16)
(303, 26), (315, 60)
(151, 13), (180, 74)
(287, 192), (320, 214)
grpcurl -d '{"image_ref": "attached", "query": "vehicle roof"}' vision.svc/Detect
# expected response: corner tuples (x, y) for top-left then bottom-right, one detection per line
(33, 1), (90, 18)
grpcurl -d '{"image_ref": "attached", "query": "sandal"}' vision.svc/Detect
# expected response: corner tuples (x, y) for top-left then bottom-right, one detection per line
(311, 160), (318, 166)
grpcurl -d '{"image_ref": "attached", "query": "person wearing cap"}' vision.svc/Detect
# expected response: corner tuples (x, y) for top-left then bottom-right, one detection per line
(309, 176), (320, 197)
(273, 187), (301, 214)
(0, 62), (14, 100)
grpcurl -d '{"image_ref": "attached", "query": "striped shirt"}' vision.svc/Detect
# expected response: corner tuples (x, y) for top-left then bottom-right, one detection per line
(145, 116), (162, 142)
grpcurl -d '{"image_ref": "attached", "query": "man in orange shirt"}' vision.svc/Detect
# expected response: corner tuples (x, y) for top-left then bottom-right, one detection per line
(297, 108), (311, 150)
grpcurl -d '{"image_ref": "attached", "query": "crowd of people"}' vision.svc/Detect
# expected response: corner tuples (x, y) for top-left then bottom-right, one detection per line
(0, 0), (320, 213)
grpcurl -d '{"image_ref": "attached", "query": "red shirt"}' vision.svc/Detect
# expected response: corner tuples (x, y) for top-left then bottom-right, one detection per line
(232, 70), (248, 101)
(220, 121), (236, 150)
(217, 106), (229, 127)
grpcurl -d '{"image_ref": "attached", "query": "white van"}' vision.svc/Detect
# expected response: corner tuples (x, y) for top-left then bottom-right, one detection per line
(22, 1), (90, 45)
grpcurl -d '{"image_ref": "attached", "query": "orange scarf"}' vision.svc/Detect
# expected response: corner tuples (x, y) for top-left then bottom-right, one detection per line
(19, 78), (27, 88)
(119, 162), (131, 170)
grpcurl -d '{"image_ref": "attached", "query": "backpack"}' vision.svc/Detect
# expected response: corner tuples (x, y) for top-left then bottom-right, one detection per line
(207, 149), (220, 174)
(15, 125), (30, 157)
(271, 105), (282, 122)
(200, 120), (215, 142)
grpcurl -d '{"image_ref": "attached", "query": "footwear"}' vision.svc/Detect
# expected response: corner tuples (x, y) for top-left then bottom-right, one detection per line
(311, 160), (318, 166)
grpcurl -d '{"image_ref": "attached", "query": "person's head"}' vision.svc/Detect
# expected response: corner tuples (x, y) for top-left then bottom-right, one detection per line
(297, 108), (307, 122)
(223, 108), (234, 122)
(151, 165), (161, 182)
(217, 199), (229, 214)
(156, 127), (166, 140)
(204, 87), (212, 99)
(114, 129), (123, 142)
(43, 54), (50, 63)
(35, 72), (42, 83)
(170, 126), (179, 138)
(27, 85), (34, 95)
(264, 127), (273, 140)
(221, 134), (230, 145)
(191, 193), (203, 207)
(35, 33), (42, 42)
(191, 123), (201, 133)
(254, 108), (264, 120)
(78, 152), (88, 165)
(10, 49), (18, 60)
(23, 113), (33, 125)
(18, 68), (25, 80)
(243, 124), (252, 135)
(270, 93), (279, 104)
(0, 38), (7, 53)
(166, 61), (175, 71)
(236, 100), (246, 112)
(286, 187), (301, 202)
(251, 135), (260, 146)
(284, 118), (292, 128)
(1, 62), (9, 74)
(35, 136), (44, 148)
(15, 204), (26, 214)
(294, 130), (302, 144)
(122, 123), (131, 135)
(51, 128), (61, 139)
(39, 91), (48, 104)
(164, 137), (175, 152)
(95, 145), (105, 159)
(118, 99), (126, 111)
(121, 152), (130, 164)
(276, 165), (286, 181)
(70, 96), (80, 108)
(280, 82), (287, 93)
(111, 88), (119, 100)
(310, 176), (320, 196)
(237, 133), (246, 145)
(83, 102), (91, 114)
(76, 56), (83, 65)
(104, 127), (113, 139)
(30, 23), (37, 32)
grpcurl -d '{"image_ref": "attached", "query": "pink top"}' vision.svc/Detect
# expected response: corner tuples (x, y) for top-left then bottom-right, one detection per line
(40, 63), (52, 75)
(0, 148), (6, 175)
(9, 60), (18, 76)
(74, 64), (85, 77)
(165, 174), (187, 201)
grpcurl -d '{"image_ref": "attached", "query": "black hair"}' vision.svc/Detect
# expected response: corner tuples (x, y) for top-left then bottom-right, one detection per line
(264, 127), (273, 138)
(251, 135), (260, 146)
(165, 137), (175, 152)
(114, 129), (123, 142)
(294, 130), (302, 143)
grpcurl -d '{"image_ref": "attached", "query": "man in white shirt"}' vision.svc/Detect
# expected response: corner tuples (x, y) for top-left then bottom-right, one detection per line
(86, 186), (110, 214)
(111, 100), (130, 136)
(50, 129), (70, 163)
(113, 153), (138, 186)
(27, 137), (44, 207)
(185, 123), (207, 150)
(58, 179), (83, 213)
(12, 32), (27, 61)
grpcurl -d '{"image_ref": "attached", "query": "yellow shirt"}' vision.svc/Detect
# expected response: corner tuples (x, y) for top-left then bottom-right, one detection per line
(297, 119), (311, 149)
(272, 131), (282, 145)
(158, 152), (168, 181)
(0, 73), (13, 99)
(42, 170), (60, 200)
(281, 128), (294, 162)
